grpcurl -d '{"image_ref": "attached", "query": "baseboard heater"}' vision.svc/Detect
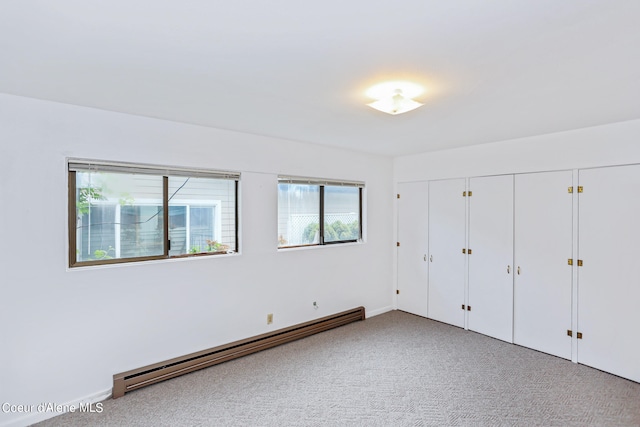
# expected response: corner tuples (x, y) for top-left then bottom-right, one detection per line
(112, 306), (365, 398)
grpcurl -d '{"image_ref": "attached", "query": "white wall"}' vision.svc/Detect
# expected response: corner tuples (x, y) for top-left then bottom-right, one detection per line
(0, 94), (394, 427)
(395, 119), (640, 182)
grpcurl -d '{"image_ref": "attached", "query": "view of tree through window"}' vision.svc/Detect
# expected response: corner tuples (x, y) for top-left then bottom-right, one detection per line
(75, 171), (165, 262)
(323, 186), (360, 243)
(278, 178), (363, 248)
(69, 161), (238, 267)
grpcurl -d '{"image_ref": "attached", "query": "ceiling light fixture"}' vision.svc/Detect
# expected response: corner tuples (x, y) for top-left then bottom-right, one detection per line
(366, 81), (424, 115)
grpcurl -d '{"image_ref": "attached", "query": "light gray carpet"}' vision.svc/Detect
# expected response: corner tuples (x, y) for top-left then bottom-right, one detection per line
(36, 310), (640, 426)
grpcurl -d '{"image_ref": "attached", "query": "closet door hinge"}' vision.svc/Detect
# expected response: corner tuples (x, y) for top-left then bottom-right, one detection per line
(577, 332), (583, 339)
(462, 191), (473, 197)
(567, 330), (573, 337)
(397, 193), (400, 199)
(568, 186), (574, 193)
(568, 259), (573, 266)
(578, 259), (584, 267)
(578, 186), (584, 193)
(396, 290), (400, 295)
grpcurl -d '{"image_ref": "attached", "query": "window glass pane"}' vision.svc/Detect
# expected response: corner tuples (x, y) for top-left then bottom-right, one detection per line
(168, 177), (236, 255)
(189, 206), (215, 252)
(278, 184), (320, 247)
(120, 205), (165, 258)
(78, 205), (116, 260)
(324, 186), (360, 243)
(75, 171), (164, 262)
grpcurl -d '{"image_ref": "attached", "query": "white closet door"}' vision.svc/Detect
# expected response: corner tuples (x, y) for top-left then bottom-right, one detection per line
(468, 175), (514, 343)
(428, 178), (466, 328)
(513, 171), (572, 359)
(578, 165), (640, 383)
(396, 182), (429, 317)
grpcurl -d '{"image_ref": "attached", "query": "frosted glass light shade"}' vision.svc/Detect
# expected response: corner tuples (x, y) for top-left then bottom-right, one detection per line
(366, 81), (424, 115)
(368, 92), (423, 115)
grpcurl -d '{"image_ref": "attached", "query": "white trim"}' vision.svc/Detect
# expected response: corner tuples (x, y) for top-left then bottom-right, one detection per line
(277, 241), (364, 252)
(365, 305), (394, 318)
(65, 251), (240, 273)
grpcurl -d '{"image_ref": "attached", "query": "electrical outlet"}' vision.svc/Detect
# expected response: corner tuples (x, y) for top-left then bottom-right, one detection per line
(267, 313), (273, 324)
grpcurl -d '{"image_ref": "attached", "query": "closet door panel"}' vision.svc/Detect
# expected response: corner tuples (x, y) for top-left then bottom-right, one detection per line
(578, 165), (640, 382)
(513, 171), (573, 359)
(428, 178), (466, 328)
(468, 175), (514, 342)
(396, 182), (429, 317)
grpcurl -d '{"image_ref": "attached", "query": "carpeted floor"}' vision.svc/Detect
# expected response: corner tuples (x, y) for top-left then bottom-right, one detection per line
(35, 310), (640, 426)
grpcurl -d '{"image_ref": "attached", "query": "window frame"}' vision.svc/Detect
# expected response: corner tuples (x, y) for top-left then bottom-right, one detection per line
(277, 176), (364, 249)
(68, 159), (239, 268)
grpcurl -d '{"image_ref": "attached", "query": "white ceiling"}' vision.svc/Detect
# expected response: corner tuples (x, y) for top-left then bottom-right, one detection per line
(1, 1), (639, 156)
